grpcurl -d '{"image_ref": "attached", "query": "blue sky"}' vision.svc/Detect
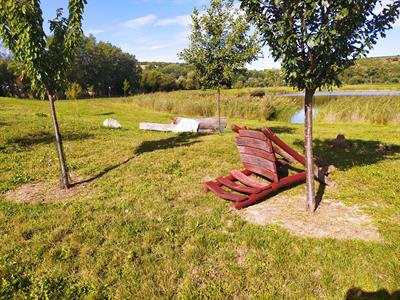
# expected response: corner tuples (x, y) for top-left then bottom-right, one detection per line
(41, 0), (400, 70)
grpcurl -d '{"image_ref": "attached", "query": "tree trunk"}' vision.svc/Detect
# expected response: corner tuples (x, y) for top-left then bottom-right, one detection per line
(217, 86), (221, 133)
(304, 88), (316, 211)
(48, 93), (70, 189)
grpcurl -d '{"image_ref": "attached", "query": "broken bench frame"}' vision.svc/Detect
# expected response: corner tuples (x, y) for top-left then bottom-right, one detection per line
(204, 125), (331, 209)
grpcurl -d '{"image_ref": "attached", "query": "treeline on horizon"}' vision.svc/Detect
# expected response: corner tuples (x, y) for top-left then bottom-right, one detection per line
(1, 35), (400, 99)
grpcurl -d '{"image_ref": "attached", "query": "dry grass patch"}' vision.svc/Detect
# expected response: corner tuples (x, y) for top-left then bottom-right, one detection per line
(239, 195), (381, 241)
(4, 174), (88, 203)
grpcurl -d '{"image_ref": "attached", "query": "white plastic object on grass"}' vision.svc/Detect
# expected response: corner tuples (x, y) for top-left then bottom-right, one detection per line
(103, 118), (122, 129)
(172, 118), (199, 133)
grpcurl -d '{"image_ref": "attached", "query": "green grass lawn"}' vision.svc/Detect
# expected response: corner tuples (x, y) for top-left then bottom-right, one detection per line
(0, 97), (399, 299)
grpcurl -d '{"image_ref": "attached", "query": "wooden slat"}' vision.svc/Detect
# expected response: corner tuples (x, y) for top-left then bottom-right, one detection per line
(236, 137), (273, 152)
(205, 181), (248, 202)
(237, 146), (276, 162)
(261, 127), (306, 165)
(240, 153), (276, 171)
(242, 163), (279, 182)
(230, 170), (270, 189)
(216, 177), (261, 194)
(231, 124), (244, 133)
(233, 171), (306, 209)
(238, 129), (266, 141)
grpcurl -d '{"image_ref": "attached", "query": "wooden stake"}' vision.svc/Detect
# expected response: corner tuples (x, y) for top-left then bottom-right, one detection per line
(48, 93), (70, 189)
(304, 88), (316, 211)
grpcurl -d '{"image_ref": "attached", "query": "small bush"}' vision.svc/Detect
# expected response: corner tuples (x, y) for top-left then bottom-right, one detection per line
(250, 89), (265, 97)
(66, 82), (83, 100)
(87, 85), (95, 97)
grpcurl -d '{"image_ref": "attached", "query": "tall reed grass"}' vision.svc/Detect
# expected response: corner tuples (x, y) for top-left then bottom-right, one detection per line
(130, 90), (298, 121)
(316, 96), (400, 124)
(128, 90), (400, 124)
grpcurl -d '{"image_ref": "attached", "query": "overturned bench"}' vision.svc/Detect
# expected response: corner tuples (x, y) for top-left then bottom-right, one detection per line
(140, 117), (227, 133)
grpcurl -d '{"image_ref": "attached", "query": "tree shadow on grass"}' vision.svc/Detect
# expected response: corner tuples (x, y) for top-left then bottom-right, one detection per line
(74, 133), (204, 186)
(293, 138), (400, 170)
(246, 126), (296, 134)
(72, 155), (135, 186)
(96, 112), (115, 116)
(346, 287), (400, 300)
(6, 131), (94, 148)
(267, 126), (296, 134)
(315, 182), (326, 209)
(134, 132), (204, 155)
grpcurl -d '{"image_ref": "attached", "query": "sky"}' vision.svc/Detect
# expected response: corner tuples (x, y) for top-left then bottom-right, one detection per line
(40, 0), (400, 70)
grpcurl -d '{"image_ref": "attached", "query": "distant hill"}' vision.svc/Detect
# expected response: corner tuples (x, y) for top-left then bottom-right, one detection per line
(340, 55), (400, 84)
(140, 55), (400, 88)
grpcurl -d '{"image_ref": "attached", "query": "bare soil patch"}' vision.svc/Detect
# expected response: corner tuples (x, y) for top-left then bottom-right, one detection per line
(239, 195), (381, 241)
(4, 174), (88, 203)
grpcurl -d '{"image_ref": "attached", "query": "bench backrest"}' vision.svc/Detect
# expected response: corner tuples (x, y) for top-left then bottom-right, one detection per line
(235, 129), (279, 182)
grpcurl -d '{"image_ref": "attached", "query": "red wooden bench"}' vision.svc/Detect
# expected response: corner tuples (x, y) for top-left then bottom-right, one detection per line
(204, 125), (308, 209)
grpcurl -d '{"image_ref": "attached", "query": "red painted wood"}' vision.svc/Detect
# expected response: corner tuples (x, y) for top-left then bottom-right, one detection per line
(233, 171), (306, 209)
(237, 146), (276, 162)
(206, 125), (308, 210)
(216, 177), (261, 194)
(231, 124), (244, 133)
(261, 127), (306, 165)
(236, 137), (273, 152)
(240, 153), (276, 171)
(230, 170), (270, 189)
(204, 181), (248, 202)
(224, 169), (251, 181)
(242, 162), (279, 182)
(238, 129), (267, 140)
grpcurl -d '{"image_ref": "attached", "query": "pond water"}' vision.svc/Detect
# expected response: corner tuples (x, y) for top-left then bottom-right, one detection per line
(290, 108), (318, 124)
(283, 91), (400, 97)
(284, 91), (400, 123)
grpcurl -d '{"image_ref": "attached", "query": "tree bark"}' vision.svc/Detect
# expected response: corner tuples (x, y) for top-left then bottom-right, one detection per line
(304, 88), (316, 211)
(48, 93), (70, 189)
(217, 86), (221, 133)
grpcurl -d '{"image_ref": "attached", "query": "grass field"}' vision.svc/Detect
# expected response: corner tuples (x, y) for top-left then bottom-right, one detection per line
(0, 96), (400, 299)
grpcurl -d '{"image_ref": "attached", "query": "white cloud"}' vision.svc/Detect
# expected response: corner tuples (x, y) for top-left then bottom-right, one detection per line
(121, 14), (157, 28)
(147, 43), (170, 50)
(155, 15), (191, 27)
(86, 29), (104, 35)
(120, 14), (191, 29)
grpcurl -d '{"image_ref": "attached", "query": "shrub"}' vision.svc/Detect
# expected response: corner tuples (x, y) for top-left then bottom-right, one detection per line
(250, 89), (265, 97)
(66, 82), (83, 100)
(87, 85), (95, 97)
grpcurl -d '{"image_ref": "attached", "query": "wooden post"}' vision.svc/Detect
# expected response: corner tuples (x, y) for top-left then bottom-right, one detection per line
(48, 92), (70, 189)
(217, 86), (221, 133)
(304, 88), (316, 211)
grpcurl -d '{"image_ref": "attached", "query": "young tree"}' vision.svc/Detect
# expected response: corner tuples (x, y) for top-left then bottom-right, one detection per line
(0, 0), (86, 189)
(179, 0), (262, 131)
(240, 0), (400, 211)
(66, 82), (83, 100)
(122, 79), (131, 97)
(69, 35), (141, 97)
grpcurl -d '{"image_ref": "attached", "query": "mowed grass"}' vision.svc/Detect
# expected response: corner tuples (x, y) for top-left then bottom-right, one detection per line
(0, 96), (400, 299)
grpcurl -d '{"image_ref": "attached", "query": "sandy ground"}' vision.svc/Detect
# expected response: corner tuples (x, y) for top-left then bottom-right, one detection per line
(4, 174), (87, 203)
(239, 195), (381, 241)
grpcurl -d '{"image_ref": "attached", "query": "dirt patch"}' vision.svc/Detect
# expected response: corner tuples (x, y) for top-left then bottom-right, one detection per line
(4, 174), (88, 204)
(239, 195), (381, 241)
